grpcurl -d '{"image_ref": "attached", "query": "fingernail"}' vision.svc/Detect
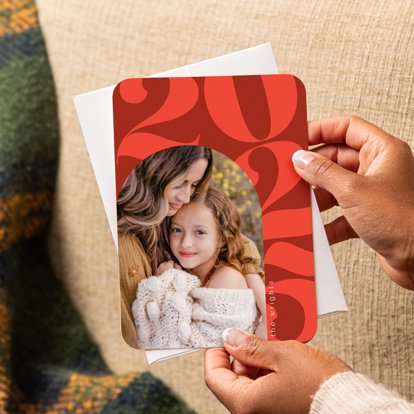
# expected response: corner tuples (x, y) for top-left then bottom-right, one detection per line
(292, 150), (315, 169)
(222, 328), (248, 346)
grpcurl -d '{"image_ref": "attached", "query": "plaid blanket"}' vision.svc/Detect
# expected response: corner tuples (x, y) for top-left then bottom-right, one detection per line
(0, 1), (194, 412)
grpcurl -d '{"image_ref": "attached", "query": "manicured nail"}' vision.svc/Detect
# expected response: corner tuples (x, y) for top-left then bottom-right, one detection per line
(292, 150), (315, 169)
(222, 328), (248, 346)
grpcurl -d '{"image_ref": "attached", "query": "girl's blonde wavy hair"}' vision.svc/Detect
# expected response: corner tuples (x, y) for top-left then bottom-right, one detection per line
(117, 146), (213, 272)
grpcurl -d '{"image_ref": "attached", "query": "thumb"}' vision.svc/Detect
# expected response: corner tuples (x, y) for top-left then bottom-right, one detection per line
(222, 328), (285, 371)
(292, 150), (359, 198)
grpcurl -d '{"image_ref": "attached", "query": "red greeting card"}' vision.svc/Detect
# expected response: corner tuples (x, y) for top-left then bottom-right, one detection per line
(114, 75), (316, 349)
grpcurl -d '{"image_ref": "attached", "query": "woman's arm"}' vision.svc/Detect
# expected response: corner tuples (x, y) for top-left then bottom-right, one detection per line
(118, 233), (152, 348)
(240, 234), (264, 279)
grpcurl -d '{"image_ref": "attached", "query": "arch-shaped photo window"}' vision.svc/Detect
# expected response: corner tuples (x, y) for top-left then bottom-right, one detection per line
(118, 146), (264, 349)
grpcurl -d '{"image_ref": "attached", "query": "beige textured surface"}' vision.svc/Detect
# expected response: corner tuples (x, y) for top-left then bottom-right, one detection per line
(37, 1), (414, 412)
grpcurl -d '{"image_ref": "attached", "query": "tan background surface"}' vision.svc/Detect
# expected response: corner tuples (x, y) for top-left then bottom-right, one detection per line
(37, 1), (414, 412)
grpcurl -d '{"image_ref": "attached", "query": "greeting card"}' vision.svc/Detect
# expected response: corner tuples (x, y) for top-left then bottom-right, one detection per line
(113, 74), (317, 349)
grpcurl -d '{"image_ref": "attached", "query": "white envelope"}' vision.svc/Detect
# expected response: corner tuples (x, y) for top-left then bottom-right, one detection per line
(74, 43), (347, 364)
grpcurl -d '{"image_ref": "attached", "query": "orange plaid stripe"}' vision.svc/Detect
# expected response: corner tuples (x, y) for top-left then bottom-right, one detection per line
(0, 0), (37, 37)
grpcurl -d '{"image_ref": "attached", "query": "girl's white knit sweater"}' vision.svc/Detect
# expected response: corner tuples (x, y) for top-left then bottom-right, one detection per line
(132, 268), (258, 349)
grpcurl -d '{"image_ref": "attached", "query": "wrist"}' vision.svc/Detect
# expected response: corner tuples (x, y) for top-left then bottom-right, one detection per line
(377, 253), (414, 290)
(378, 215), (414, 290)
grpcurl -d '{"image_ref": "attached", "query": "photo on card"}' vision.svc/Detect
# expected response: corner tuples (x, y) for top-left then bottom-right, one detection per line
(114, 75), (317, 350)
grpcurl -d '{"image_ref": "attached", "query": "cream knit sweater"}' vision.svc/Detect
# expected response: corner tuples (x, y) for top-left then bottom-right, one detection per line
(132, 268), (258, 349)
(311, 371), (414, 413)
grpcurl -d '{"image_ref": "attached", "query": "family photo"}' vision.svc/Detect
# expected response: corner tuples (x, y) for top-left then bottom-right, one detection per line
(117, 145), (266, 349)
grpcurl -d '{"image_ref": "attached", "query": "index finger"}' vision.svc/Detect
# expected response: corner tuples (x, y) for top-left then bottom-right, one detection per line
(204, 348), (253, 403)
(309, 116), (393, 150)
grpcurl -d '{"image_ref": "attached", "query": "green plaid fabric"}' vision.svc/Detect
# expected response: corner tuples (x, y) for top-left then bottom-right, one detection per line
(0, 1), (195, 412)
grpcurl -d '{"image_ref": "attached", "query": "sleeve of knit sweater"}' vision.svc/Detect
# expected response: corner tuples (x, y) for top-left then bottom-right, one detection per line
(311, 371), (414, 413)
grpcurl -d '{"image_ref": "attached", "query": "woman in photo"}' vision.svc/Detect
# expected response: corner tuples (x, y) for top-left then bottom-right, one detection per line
(117, 145), (264, 348)
(133, 186), (264, 348)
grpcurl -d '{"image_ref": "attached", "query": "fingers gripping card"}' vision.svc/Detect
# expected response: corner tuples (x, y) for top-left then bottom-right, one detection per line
(114, 75), (316, 349)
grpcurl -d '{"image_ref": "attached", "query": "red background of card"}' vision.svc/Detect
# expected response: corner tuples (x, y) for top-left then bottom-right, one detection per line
(113, 74), (316, 342)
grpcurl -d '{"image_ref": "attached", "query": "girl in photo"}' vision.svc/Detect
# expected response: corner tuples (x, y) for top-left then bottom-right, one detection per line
(133, 186), (266, 348)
